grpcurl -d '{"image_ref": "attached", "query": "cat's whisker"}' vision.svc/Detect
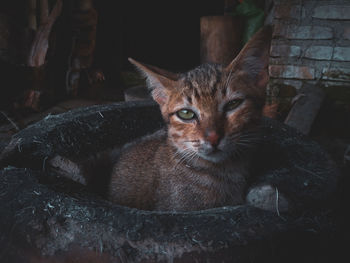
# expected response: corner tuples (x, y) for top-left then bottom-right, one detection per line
(172, 149), (188, 166)
(192, 154), (200, 167)
(173, 147), (198, 169)
(238, 136), (261, 143)
(179, 146), (202, 167)
(174, 156), (187, 169)
(187, 150), (199, 163)
(175, 149), (190, 162)
(183, 152), (194, 163)
(228, 131), (262, 146)
(187, 151), (199, 165)
(238, 139), (262, 147)
(231, 139), (257, 147)
(224, 134), (261, 158)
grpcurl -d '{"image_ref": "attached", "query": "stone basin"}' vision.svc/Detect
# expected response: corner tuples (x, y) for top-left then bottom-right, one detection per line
(0, 100), (341, 262)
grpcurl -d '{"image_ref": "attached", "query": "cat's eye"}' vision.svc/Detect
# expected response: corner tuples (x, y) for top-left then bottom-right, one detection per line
(224, 99), (244, 112)
(176, 109), (196, 120)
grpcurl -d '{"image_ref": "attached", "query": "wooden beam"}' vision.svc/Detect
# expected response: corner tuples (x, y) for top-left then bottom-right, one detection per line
(27, 0), (37, 30)
(284, 84), (325, 135)
(39, 0), (49, 25)
(200, 16), (242, 65)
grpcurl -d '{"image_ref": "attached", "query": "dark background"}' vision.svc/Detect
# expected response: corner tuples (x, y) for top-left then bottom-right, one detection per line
(0, 0), (231, 102)
(93, 0), (226, 92)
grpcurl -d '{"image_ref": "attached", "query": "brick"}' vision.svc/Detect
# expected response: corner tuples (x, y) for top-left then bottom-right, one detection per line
(274, 4), (301, 19)
(274, 25), (333, 40)
(322, 67), (350, 81)
(344, 27), (350, 40)
(270, 45), (301, 57)
(333, 47), (350, 61)
(312, 6), (350, 20)
(304, 46), (333, 60)
(269, 65), (315, 79)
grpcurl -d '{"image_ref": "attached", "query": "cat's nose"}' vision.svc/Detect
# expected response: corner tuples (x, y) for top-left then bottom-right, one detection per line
(205, 130), (220, 147)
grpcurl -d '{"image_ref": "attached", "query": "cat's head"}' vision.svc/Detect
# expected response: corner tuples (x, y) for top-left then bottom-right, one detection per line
(130, 26), (272, 163)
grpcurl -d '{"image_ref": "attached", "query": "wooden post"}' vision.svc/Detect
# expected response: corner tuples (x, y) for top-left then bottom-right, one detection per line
(284, 85), (325, 135)
(27, 0), (37, 31)
(200, 16), (242, 65)
(39, 0), (49, 25)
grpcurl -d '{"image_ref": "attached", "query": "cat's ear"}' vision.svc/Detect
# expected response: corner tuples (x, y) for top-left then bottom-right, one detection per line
(128, 58), (180, 105)
(225, 25), (273, 90)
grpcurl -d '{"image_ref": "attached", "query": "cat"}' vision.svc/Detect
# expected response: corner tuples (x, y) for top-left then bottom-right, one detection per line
(108, 26), (289, 212)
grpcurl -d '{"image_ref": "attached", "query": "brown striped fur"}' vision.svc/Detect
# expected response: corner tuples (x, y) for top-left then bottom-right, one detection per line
(108, 26), (282, 212)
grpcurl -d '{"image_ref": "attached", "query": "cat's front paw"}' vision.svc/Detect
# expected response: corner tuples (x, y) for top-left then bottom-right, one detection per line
(246, 184), (289, 214)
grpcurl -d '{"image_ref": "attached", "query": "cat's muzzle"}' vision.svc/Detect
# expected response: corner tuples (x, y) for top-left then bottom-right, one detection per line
(198, 143), (228, 163)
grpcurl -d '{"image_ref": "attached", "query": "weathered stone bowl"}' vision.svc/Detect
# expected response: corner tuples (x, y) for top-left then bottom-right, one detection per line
(0, 101), (340, 262)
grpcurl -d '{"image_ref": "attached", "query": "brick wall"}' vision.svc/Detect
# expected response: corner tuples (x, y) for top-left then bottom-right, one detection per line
(268, 0), (350, 108)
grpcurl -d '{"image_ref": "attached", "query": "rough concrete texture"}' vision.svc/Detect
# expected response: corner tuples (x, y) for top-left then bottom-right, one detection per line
(0, 101), (342, 262)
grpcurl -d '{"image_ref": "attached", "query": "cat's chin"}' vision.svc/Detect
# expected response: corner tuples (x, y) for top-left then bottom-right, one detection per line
(197, 151), (229, 164)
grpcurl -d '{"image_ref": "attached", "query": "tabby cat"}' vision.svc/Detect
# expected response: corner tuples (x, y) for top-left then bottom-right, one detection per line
(109, 26), (289, 212)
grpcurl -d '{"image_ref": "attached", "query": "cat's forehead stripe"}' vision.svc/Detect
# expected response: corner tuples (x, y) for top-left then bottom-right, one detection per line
(222, 86), (227, 97)
(186, 96), (192, 104)
(211, 85), (217, 97)
(193, 86), (200, 99)
(184, 64), (223, 97)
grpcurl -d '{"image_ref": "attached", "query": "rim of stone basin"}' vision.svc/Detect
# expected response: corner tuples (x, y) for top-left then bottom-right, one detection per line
(0, 100), (340, 262)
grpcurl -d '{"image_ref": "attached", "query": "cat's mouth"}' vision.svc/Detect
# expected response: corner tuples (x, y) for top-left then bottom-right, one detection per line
(179, 141), (231, 164)
(197, 149), (228, 163)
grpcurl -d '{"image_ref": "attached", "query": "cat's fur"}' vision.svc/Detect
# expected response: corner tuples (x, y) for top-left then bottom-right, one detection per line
(109, 26), (288, 212)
